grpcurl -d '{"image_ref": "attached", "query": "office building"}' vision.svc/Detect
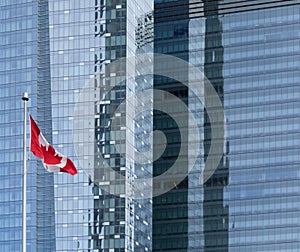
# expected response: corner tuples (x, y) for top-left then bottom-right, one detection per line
(153, 0), (300, 251)
(0, 0), (153, 251)
(0, 0), (300, 251)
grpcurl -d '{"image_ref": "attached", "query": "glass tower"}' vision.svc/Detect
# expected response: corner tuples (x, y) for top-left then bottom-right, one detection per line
(221, 2), (300, 251)
(1, 0), (300, 251)
(1, 0), (154, 251)
(153, 1), (191, 251)
(48, 0), (153, 251)
(153, 0), (228, 251)
(0, 0), (55, 251)
(153, 0), (300, 251)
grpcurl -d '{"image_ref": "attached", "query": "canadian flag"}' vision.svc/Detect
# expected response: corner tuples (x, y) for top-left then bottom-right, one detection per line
(30, 115), (77, 175)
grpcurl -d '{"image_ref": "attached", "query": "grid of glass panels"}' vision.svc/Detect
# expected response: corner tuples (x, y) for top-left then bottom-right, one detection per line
(48, 0), (153, 251)
(222, 5), (300, 252)
(153, 2), (191, 250)
(2, 1), (299, 252)
(48, 0), (96, 250)
(153, 1), (228, 251)
(153, 1), (300, 252)
(0, 1), (39, 251)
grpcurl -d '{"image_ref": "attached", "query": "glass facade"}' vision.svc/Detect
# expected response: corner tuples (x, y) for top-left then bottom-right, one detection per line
(153, 1), (190, 251)
(1, 0), (154, 251)
(153, 1), (228, 251)
(0, 0), (300, 251)
(222, 4), (300, 251)
(48, 0), (153, 251)
(153, 0), (300, 251)
(48, 0), (94, 250)
(0, 0), (55, 251)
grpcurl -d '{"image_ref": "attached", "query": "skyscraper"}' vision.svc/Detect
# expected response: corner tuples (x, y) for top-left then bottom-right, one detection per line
(153, 0), (300, 251)
(153, 0), (228, 251)
(221, 1), (300, 251)
(48, 0), (154, 251)
(1, 0), (154, 251)
(0, 0), (300, 251)
(0, 0), (56, 251)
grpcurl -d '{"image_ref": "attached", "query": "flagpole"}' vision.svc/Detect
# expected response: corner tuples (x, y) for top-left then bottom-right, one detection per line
(22, 92), (29, 252)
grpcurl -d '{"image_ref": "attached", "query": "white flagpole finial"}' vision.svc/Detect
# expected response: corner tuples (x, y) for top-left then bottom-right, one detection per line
(22, 92), (29, 101)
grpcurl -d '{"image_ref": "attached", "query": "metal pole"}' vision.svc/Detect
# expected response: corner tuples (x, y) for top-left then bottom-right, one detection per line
(22, 92), (29, 252)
